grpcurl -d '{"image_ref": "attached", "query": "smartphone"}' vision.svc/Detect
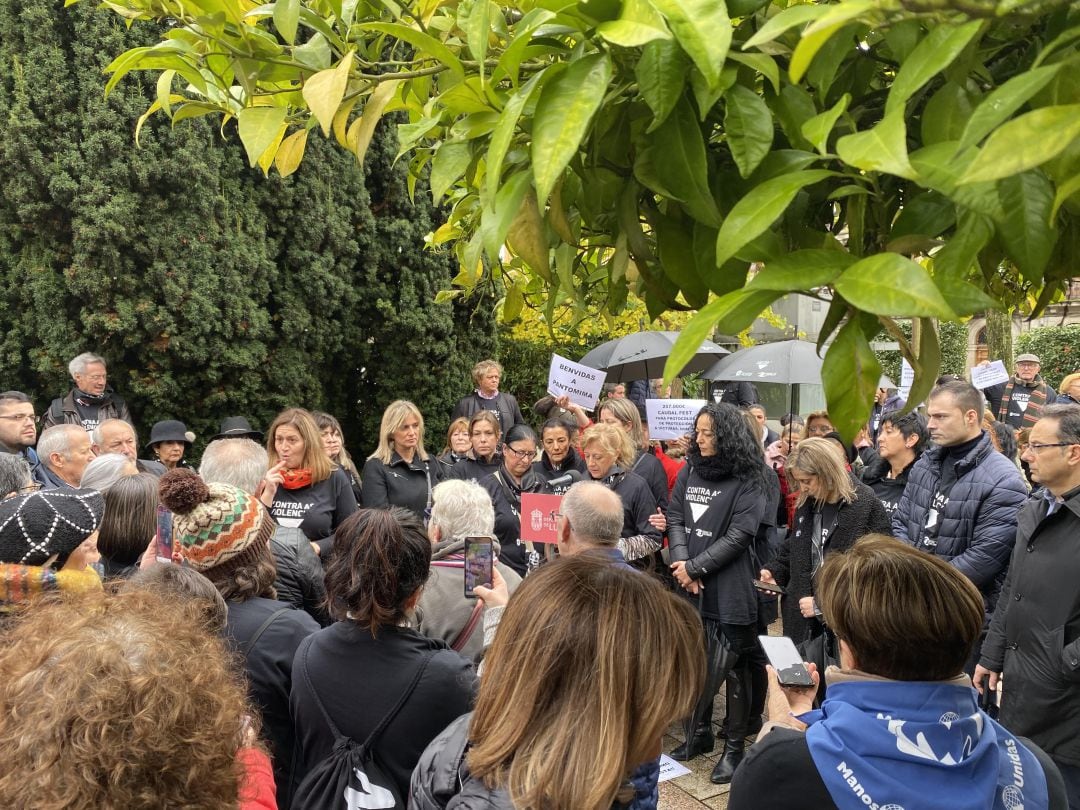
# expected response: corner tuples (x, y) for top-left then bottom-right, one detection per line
(463, 536), (494, 599)
(758, 635), (816, 688)
(753, 578), (785, 595)
(155, 504), (174, 563)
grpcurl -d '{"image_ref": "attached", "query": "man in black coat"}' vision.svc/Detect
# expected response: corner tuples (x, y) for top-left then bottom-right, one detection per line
(976, 404), (1080, 810)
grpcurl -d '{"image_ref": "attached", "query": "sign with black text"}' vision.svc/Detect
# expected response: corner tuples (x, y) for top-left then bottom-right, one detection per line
(547, 354), (607, 409)
(646, 399), (707, 440)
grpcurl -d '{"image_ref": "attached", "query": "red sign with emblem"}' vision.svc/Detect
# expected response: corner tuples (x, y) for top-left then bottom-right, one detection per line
(519, 492), (564, 544)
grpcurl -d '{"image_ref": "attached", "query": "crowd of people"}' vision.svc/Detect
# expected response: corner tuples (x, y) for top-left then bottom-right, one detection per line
(0, 350), (1078, 810)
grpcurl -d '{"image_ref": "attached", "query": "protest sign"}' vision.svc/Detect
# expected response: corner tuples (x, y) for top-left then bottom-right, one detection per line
(898, 358), (914, 401)
(658, 755), (691, 783)
(646, 399), (707, 440)
(519, 492), (563, 544)
(546, 354), (606, 409)
(971, 360), (1010, 390)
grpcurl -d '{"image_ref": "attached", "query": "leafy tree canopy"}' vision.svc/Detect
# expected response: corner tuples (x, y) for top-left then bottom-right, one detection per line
(74, 0), (1080, 436)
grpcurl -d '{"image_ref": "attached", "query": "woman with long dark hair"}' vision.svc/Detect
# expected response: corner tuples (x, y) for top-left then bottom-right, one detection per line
(666, 403), (772, 784)
(481, 423), (545, 578)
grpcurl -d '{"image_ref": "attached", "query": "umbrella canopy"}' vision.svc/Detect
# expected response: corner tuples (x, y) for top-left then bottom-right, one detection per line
(700, 340), (824, 386)
(579, 331), (730, 382)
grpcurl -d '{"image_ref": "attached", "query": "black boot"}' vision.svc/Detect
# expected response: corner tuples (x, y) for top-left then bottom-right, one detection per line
(671, 724), (715, 760)
(710, 739), (745, 784)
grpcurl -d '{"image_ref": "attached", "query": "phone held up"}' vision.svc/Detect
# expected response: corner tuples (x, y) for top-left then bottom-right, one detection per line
(463, 536), (494, 599)
(155, 504), (174, 563)
(758, 635), (816, 688)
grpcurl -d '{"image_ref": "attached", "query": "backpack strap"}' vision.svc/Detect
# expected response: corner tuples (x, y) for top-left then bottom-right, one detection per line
(450, 602), (483, 652)
(49, 397), (65, 423)
(240, 606), (291, 655)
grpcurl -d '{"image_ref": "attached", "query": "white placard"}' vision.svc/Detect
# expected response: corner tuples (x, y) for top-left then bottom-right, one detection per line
(970, 360), (1010, 390)
(546, 354), (607, 409)
(646, 399), (708, 440)
(658, 754), (691, 783)
(898, 358), (914, 401)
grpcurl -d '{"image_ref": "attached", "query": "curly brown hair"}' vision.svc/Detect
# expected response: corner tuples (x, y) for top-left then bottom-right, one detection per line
(0, 589), (253, 809)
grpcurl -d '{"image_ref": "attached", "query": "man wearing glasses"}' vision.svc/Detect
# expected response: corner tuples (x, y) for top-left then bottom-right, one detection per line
(0, 391), (49, 486)
(41, 352), (133, 433)
(976, 404), (1080, 810)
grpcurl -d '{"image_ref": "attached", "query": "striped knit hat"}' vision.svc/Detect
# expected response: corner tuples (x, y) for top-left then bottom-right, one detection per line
(158, 468), (274, 575)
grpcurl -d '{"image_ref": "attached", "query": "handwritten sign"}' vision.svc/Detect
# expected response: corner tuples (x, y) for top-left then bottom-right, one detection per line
(519, 492), (564, 544)
(658, 755), (691, 783)
(646, 399), (707, 440)
(547, 354), (607, 409)
(971, 360), (1010, 390)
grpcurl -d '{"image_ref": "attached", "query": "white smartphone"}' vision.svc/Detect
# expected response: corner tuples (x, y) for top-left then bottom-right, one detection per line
(758, 635), (816, 688)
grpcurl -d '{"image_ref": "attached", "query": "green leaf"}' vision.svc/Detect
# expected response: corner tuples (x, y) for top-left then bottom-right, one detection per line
(836, 109), (916, 180)
(155, 69), (176, 118)
(663, 288), (781, 382)
(742, 4), (825, 50)
(959, 105), (1080, 184)
(957, 64), (1062, 152)
(931, 209), (994, 280)
(933, 274), (996, 316)
(293, 32), (332, 70)
(598, 20), (671, 46)
(889, 190), (955, 241)
(657, 215), (709, 307)
(635, 97), (721, 226)
(901, 318), (940, 415)
(637, 39), (688, 131)
(770, 84), (816, 152)
(1051, 171), (1080, 220)
(690, 65), (737, 119)
(715, 170), (832, 267)
(748, 249), (855, 291)
(800, 93), (849, 155)
(430, 141), (473, 203)
(506, 189), (552, 282)
(346, 78), (400, 164)
(493, 9), (555, 86)
(727, 52), (780, 94)
(361, 22), (465, 78)
(486, 71), (544, 200)
(834, 254), (956, 318)
(302, 51), (353, 137)
(466, 0), (491, 82)
(885, 21), (982, 115)
(237, 106), (288, 167)
(273, 0), (300, 44)
(920, 81), (977, 145)
(502, 282), (525, 322)
(790, 0), (874, 84)
(725, 84), (773, 178)
(821, 319), (881, 441)
(996, 171), (1055, 283)
(482, 170), (531, 261)
(531, 53), (612, 205)
(650, 0), (731, 89)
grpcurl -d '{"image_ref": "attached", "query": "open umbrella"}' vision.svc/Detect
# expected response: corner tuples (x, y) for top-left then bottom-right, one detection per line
(700, 339), (823, 385)
(579, 331), (729, 382)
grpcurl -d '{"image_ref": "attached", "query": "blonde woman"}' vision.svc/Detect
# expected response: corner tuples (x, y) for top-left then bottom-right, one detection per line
(260, 407), (358, 556)
(580, 423), (661, 561)
(759, 438), (890, 646)
(410, 553), (705, 810)
(361, 400), (439, 519)
(596, 397), (670, 508)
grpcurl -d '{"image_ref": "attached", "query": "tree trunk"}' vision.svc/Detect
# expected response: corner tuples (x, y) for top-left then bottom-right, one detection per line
(984, 309), (1013, 369)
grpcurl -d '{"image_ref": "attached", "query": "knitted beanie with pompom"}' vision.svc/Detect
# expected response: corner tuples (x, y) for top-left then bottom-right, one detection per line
(158, 468), (274, 576)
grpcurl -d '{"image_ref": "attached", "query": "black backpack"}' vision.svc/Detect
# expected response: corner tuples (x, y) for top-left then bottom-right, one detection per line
(291, 641), (435, 810)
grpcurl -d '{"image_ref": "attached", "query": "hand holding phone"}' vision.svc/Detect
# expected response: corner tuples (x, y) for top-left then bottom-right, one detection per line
(753, 578), (785, 595)
(463, 536), (494, 599)
(155, 505), (174, 563)
(759, 635), (816, 688)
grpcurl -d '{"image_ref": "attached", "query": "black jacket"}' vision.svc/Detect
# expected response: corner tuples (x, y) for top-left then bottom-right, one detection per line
(709, 380), (758, 407)
(451, 392), (525, 433)
(290, 623), (476, 802)
(481, 467), (545, 578)
(361, 451), (440, 518)
(729, 726), (1067, 810)
(226, 596), (319, 809)
(447, 454), (502, 483)
(631, 448), (669, 509)
(531, 450), (587, 494)
(981, 486), (1080, 766)
(765, 479), (891, 644)
(594, 467), (661, 549)
(270, 527), (329, 627)
(858, 454), (915, 521)
(667, 465), (765, 624)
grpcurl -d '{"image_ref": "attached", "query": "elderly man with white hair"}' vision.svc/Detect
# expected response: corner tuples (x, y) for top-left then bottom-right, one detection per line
(36, 425), (96, 490)
(42, 352), (133, 432)
(91, 419), (166, 476)
(418, 478), (523, 660)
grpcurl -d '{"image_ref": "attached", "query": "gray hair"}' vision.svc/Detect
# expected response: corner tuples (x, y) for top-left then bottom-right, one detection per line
(37, 425), (85, 465)
(79, 453), (135, 493)
(1040, 404), (1080, 446)
(0, 453), (32, 497)
(562, 481), (623, 547)
(91, 418), (137, 448)
(69, 352), (107, 378)
(429, 479), (494, 541)
(199, 438), (269, 494)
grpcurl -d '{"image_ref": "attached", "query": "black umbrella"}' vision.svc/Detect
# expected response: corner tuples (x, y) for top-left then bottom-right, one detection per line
(684, 587), (739, 750)
(579, 331), (729, 383)
(700, 339), (823, 385)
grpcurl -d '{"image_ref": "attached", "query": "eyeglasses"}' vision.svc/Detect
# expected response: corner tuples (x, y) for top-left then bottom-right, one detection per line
(18, 483), (42, 494)
(1027, 442), (1076, 452)
(0, 414), (37, 424)
(504, 446), (535, 460)
(80, 373), (107, 382)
